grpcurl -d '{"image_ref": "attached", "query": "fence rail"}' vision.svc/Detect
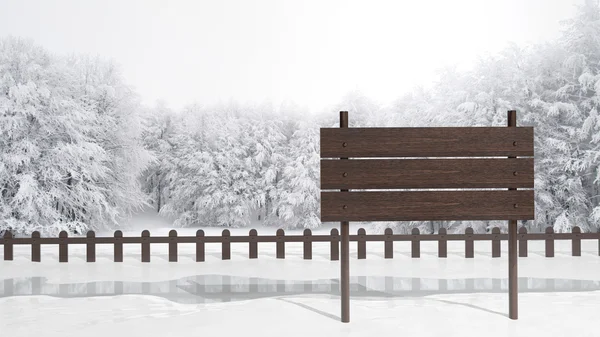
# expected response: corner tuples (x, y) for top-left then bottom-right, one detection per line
(0, 226), (593, 263)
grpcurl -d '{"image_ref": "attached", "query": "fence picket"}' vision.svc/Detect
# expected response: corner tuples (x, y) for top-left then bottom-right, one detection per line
(303, 229), (312, 260)
(249, 229), (258, 259)
(384, 228), (393, 259)
(196, 230), (205, 262)
(114, 230), (123, 262)
(411, 228), (420, 258)
(465, 228), (474, 258)
(438, 228), (447, 258)
(357, 228), (366, 259)
(572, 226), (581, 257)
(276, 229), (285, 259)
(3, 231), (12, 261)
(492, 227), (501, 258)
(545, 227), (554, 257)
(169, 230), (178, 262)
(330, 228), (339, 261)
(141, 230), (150, 262)
(518, 227), (527, 257)
(32, 231), (40, 262)
(59, 231), (68, 262)
(222, 229), (231, 260)
(86, 231), (96, 262)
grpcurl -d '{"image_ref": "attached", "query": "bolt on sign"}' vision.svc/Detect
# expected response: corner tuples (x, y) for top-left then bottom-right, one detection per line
(320, 110), (534, 323)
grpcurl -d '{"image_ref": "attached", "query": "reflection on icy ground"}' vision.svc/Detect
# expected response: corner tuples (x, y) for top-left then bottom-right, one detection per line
(1, 275), (599, 304)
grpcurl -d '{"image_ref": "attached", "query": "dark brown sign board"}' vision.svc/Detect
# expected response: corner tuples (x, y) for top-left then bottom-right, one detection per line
(320, 110), (534, 323)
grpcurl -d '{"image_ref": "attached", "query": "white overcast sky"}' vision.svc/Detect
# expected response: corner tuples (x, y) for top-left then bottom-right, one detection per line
(0, 0), (584, 113)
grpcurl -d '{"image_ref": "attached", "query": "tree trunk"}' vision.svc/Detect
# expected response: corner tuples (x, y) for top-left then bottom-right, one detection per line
(157, 180), (162, 212)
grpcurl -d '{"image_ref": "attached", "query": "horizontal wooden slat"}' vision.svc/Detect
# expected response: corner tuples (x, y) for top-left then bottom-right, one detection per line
(321, 158), (534, 189)
(320, 127), (534, 158)
(321, 190), (534, 222)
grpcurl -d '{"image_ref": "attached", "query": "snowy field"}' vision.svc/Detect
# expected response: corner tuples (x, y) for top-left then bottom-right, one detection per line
(2, 211), (600, 337)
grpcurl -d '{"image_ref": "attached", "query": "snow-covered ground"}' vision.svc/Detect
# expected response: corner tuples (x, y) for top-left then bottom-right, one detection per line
(2, 208), (600, 337)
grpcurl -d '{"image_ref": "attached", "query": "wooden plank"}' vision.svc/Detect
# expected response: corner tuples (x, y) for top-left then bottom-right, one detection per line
(321, 158), (533, 189)
(321, 190), (534, 222)
(320, 127), (534, 158)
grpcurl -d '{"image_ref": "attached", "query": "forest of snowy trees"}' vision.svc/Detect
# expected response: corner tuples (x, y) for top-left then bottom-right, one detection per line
(1, 1), (600, 236)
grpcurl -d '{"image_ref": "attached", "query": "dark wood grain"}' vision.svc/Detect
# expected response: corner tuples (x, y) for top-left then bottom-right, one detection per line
(321, 158), (534, 189)
(321, 190), (534, 222)
(320, 127), (534, 158)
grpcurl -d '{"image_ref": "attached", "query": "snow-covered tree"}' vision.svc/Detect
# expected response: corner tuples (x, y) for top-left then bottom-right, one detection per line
(0, 37), (151, 236)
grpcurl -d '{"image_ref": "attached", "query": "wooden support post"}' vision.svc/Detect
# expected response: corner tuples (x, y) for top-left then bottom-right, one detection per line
(340, 110), (350, 323)
(508, 110), (518, 320)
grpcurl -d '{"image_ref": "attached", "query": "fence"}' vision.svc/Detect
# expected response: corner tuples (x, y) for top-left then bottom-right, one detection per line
(0, 226), (592, 263)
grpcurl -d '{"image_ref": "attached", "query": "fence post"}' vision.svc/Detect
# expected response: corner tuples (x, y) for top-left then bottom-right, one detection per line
(518, 227), (528, 257)
(222, 229), (231, 260)
(86, 231), (96, 262)
(141, 230), (150, 262)
(276, 229), (285, 259)
(438, 228), (447, 258)
(196, 230), (205, 262)
(465, 227), (474, 258)
(411, 228), (420, 258)
(545, 227), (554, 257)
(303, 229), (312, 260)
(572, 226), (581, 257)
(59, 231), (68, 262)
(384, 228), (393, 259)
(3, 231), (13, 261)
(492, 227), (501, 258)
(169, 230), (178, 262)
(357, 228), (366, 259)
(249, 229), (258, 259)
(32, 231), (40, 262)
(114, 230), (123, 262)
(330, 228), (339, 261)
